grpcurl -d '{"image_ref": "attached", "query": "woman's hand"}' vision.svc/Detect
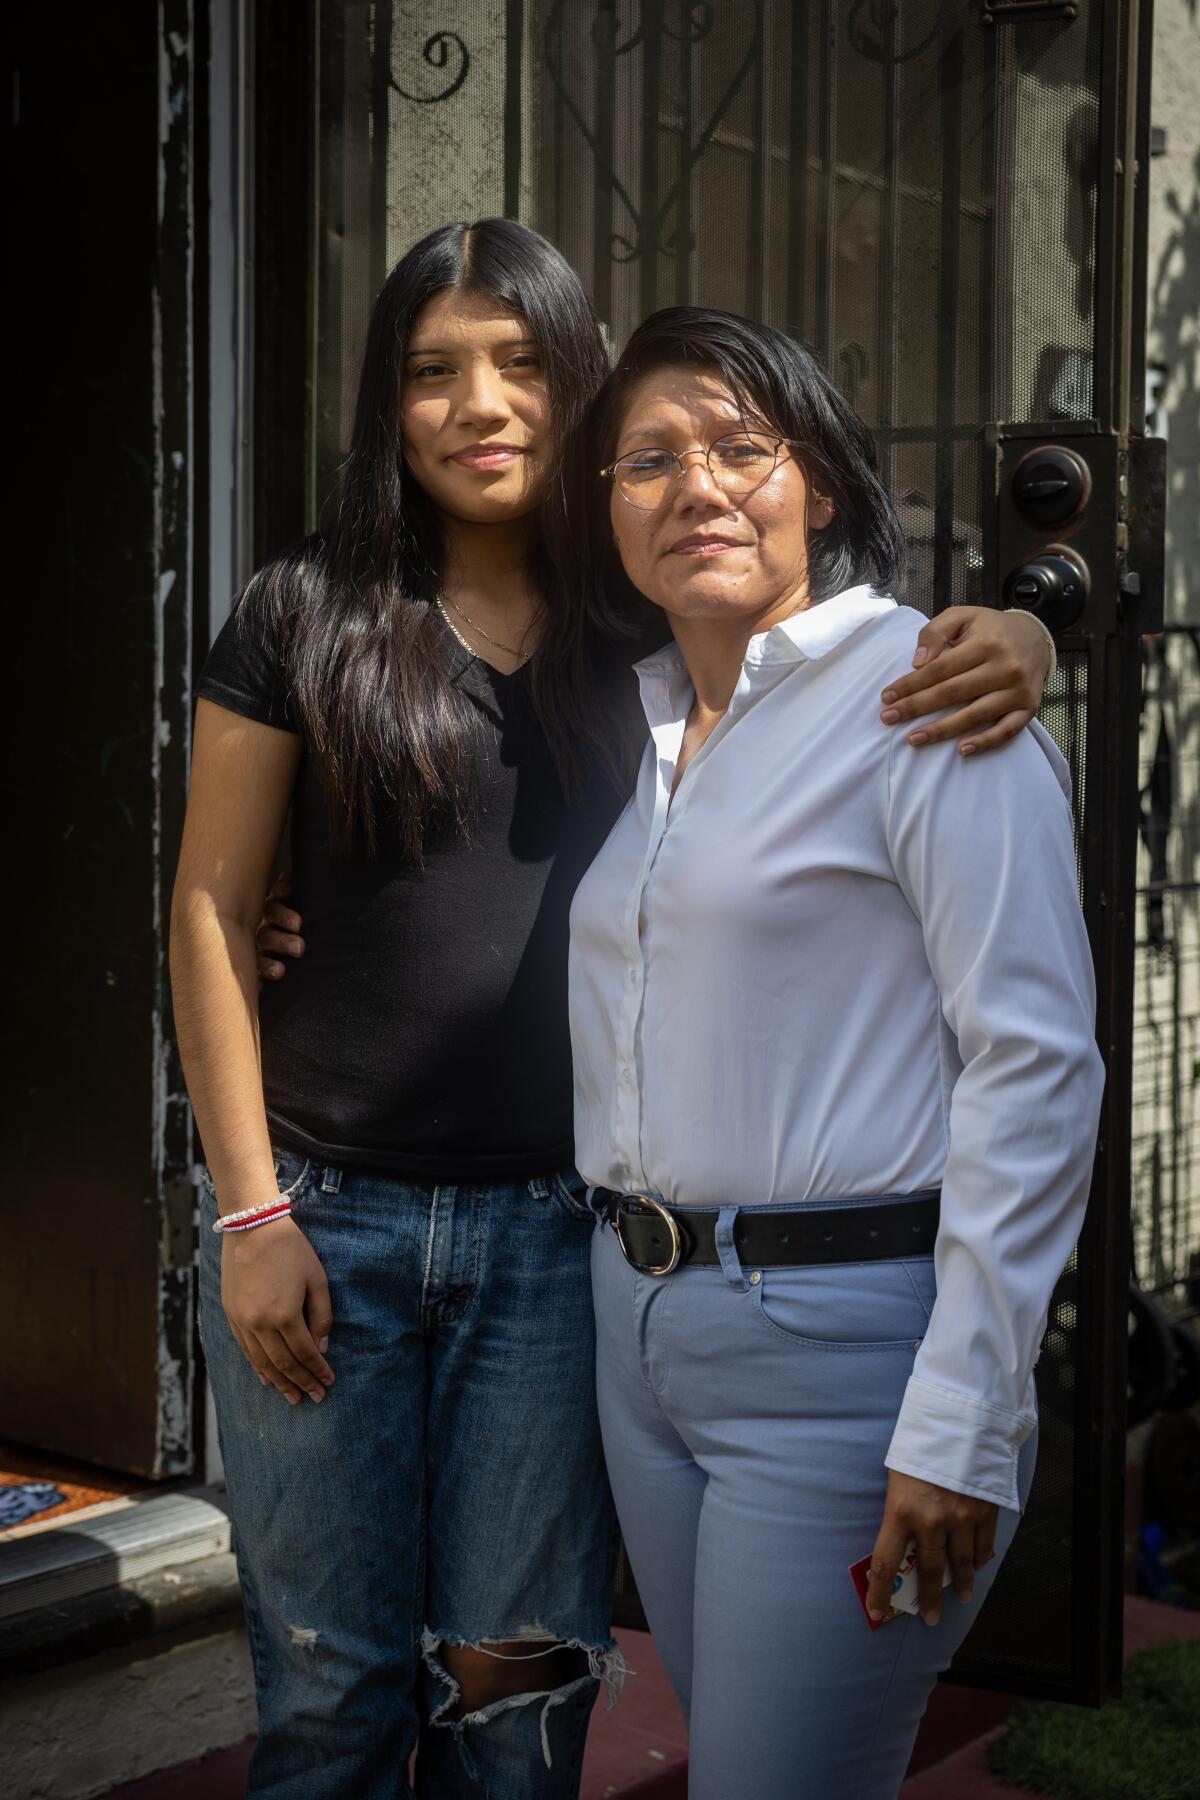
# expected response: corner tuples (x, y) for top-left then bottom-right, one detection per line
(257, 869), (306, 982)
(221, 1216), (335, 1405)
(880, 606), (1053, 757)
(866, 1470), (998, 1626)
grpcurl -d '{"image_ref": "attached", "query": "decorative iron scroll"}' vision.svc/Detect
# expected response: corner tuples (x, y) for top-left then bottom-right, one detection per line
(543, 0), (759, 265)
(846, 0), (938, 66)
(390, 30), (471, 104)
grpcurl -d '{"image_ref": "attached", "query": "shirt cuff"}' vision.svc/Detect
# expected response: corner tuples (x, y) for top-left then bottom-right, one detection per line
(885, 1375), (1036, 1512)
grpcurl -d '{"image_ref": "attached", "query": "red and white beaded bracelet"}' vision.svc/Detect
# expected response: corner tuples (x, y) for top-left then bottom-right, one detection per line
(212, 1196), (294, 1235)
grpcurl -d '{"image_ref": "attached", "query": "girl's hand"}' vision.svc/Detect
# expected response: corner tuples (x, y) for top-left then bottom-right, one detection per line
(256, 869), (306, 981)
(880, 606), (1053, 757)
(220, 1217), (335, 1405)
(866, 1469), (998, 1626)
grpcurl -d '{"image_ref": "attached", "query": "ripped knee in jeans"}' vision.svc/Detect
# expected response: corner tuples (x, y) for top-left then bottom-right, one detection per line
(421, 1627), (628, 1770)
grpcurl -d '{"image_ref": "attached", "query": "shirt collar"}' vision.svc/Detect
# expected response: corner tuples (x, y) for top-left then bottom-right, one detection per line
(634, 584), (898, 704)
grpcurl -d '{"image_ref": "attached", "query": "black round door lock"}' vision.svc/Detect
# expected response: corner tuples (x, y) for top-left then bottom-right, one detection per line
(1003, 548), (1089, 635)
(1011, 446), (1090, 527)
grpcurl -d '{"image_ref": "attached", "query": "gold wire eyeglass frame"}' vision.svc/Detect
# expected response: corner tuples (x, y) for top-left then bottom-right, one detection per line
(599, 434), (803, 509)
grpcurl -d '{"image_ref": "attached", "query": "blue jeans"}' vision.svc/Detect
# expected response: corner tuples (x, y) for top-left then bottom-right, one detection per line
(592, 1206), (1037, 1800)
(199, 1150), (620, 1799)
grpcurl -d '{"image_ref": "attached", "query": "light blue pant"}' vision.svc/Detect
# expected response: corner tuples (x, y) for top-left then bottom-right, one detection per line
(592, 1209), (1036, 1800)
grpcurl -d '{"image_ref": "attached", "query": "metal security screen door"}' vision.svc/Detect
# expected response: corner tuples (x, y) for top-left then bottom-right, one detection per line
(255, 0), (1159, 1703)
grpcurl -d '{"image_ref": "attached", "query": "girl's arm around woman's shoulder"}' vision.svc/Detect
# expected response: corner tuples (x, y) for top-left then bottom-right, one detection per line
(880, 604), (1055, 756)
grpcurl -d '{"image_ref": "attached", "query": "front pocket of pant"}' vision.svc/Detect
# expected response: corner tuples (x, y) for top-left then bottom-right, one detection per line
(752, 1257), (935, 1351)
(549, 1169), (598, 1221)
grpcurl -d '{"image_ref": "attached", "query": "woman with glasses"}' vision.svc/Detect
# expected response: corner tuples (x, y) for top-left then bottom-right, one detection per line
(172, 219), (1055, 1800)
(569, 307), (1103, 1799)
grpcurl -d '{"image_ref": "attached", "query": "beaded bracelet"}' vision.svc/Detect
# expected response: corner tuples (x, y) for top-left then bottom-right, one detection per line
(212, 1196), (294, 1235)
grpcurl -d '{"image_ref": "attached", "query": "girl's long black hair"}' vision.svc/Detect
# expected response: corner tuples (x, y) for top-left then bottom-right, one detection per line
(238, 219), (615, 857)
(568, 305), (907, 642)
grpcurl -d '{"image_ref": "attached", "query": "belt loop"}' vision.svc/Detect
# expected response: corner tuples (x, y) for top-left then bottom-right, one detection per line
(714, 1206), (748, 1291)
(321, 1167), (343, 1195)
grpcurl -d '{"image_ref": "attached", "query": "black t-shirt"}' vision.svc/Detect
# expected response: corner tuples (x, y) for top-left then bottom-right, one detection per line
(195, 586), (642, 1180)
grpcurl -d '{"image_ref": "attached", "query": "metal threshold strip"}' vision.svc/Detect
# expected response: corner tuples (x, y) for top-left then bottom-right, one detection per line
(0, 1488), (231, 1623)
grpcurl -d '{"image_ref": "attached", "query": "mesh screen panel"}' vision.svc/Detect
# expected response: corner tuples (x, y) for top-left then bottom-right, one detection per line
(992, 7), (1103, 425)
(301, 0), (1125, 1699)
(1132, 630), (1200, 1305)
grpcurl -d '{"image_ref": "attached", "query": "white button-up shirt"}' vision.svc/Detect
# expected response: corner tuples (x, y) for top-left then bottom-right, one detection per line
(569, 584), (1104, 1511)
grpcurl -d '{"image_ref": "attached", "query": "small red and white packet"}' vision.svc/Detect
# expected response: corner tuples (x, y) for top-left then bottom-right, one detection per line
(849, 1542), (952, 1631)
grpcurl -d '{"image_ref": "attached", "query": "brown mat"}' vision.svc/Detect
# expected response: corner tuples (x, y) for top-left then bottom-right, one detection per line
(0, 1438), (151, 1531)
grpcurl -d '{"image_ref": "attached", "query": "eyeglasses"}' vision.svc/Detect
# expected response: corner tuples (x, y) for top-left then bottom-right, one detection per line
(600, 432), (802, 511)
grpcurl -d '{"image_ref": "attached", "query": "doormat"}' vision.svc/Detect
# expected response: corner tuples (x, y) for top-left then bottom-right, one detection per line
(0, 1439), (150, 1534)
(986, 1639), (1200, 1800)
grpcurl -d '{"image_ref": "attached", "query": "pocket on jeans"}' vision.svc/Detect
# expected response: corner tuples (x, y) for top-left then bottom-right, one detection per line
(752, 1256), (935, 1351)
(548, 1169), (597, 1222)
(271, 1148), (311, 1193)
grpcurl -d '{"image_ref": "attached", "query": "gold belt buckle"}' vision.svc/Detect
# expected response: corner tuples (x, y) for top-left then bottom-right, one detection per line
(613, 1194), (683, 1277)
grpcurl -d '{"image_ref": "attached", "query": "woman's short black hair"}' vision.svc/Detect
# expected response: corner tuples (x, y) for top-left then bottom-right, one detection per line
(572, 305), (906, 638)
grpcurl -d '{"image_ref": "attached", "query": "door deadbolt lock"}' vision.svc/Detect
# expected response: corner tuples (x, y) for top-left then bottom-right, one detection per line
(1003, 546), (1089, 635)
(1010, 446), (1090, 528)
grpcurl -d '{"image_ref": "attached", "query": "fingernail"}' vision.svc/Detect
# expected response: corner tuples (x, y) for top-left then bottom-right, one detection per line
(909, 731), (928, 746)
(959, 742), (976, 757)
(923, 1609), (940, 1627)
(913, 646), (929, 667)
(882, 688), (897, 704)
(958, 1590), (973, 1605)
(286, 1393), (300, 1406)
(881, 708), (900, 725)
(868, 1608), (885, 1622)
(286, 915), (300, 930)
(309, 1391), (323, 1403)
(319, 1337), (329, 1353)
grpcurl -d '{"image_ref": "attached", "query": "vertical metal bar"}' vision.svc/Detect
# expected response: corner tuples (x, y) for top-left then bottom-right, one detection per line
(874, 0), (900, 491)
(746, 0), (767, 318)
(811, 0), (837, 364)
(674, 0), (695, 304)
(307, 0), (321, 532)
(592, 0), (617, 327)
(785, 0), (810, 342)
(1076, 618), (1140, 1697)
(314, 0), (345, 525)
(1092, 0), (1124, 432)
(1127, 0), (1155, 435)
(988, 22), (1015, 427)
(977, 18), (997, 442)
(932, 4), (964, 612)
(639, 0), (664, 318)
(369, 0), (392, 296)
(504, 0), (525, 218)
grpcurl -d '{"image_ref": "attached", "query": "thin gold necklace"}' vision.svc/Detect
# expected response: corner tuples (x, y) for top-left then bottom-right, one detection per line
(437, 595), (540, 663)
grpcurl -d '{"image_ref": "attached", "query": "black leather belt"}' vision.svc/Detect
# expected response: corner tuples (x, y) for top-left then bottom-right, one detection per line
(597, 1188), (940, 1277)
